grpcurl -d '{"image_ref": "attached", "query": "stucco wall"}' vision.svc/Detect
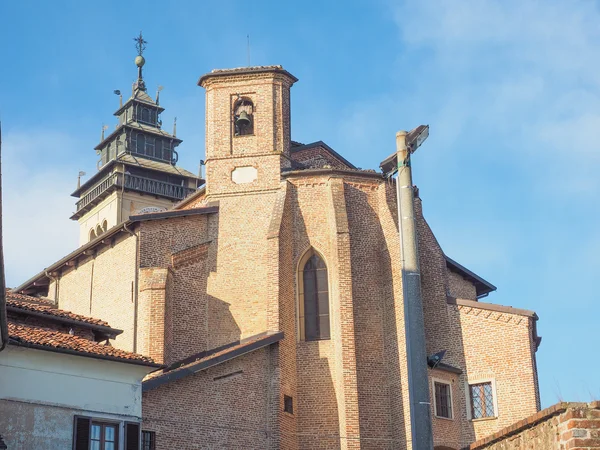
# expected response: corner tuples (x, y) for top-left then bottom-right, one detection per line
(0, 346), (150, 449)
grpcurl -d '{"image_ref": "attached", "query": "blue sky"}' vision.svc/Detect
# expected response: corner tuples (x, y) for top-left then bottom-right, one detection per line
(1, 0), (598, 407)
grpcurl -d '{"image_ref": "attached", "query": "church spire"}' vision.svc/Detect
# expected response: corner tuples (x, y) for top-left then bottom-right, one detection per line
(133, 31), (147, 92)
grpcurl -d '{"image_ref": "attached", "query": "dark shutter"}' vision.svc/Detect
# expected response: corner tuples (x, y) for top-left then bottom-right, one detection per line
(73, 416), (90, 450)
(125, 422), (141, 450)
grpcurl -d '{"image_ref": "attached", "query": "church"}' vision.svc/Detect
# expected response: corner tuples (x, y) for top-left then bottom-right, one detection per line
(14, 37), (541, 450)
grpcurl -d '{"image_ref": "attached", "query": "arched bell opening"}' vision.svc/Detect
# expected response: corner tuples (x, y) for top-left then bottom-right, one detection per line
(233, 97), (254, 136)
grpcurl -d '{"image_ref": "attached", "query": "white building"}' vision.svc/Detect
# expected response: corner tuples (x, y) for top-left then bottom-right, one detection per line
(0, 292), (160, 450)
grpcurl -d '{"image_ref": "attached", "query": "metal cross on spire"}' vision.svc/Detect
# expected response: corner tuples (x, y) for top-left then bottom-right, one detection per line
(134, 31), (147, 56)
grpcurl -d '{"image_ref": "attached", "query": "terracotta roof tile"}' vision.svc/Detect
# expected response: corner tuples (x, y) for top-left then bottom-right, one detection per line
(7, 291), (110, 327)
(8, 321), (155, 364)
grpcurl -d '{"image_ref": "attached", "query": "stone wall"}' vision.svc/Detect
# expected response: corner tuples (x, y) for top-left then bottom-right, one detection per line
(469, 402), (600, 450)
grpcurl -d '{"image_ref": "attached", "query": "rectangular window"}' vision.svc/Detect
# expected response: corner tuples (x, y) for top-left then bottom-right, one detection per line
(433, 380), (453, 419)
(142, 430), (156, 450)
(284, 395), (294, 414)
(73, 417), (140, 450)
(90, 422), (118, 450)
(469, 381), (496, 419)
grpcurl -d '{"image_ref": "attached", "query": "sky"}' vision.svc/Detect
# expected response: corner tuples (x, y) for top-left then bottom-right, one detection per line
(1, 0), (598, 408)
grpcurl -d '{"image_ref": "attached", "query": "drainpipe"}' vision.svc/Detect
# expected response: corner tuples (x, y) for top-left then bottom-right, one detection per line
(395, 131), (433, 449)
(0, 123), (8, 352)
(44, 270), (59, 306)
(123, 223), (139, 353)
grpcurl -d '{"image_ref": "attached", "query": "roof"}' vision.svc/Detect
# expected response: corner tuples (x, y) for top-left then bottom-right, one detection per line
(14, 205), (219, 296)
(7, 291), (109, 327)
(198, 65), (298, 85)
(129, 205), (218, 222)
(445, 255), (497, 298)
(8, 321), (159, 367)
(290, 141), (357, 170)
(114, 88), (165, 116)
(6, 291), (124, 341)
(143, 331), (283, 391)
(119, 153), (197, 178)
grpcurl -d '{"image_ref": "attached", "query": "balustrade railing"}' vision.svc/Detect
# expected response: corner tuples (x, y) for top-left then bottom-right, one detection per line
(122, 174), (196, 201)
(76, 173), (195, 212)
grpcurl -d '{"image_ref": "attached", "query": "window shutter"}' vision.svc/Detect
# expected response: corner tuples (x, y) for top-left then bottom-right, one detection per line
(73, 416), (90, 450)
(125, 422), (141, 450)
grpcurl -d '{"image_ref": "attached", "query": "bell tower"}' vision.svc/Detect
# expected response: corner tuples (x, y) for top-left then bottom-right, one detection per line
(71, 33), (199, 245)
(198, 66), (297, 197)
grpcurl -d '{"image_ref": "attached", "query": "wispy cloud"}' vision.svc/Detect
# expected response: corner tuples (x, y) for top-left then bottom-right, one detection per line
(3, 130), (81, 287)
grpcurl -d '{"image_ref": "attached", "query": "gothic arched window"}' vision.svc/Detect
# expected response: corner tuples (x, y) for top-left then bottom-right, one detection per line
(233, 98), (254, 136)
(89, 229), (97, 242)
(102, 220), (108, 232)
(299, 250), (330, 341)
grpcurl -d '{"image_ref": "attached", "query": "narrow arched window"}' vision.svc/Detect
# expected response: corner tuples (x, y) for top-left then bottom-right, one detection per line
(233, 98), (254, 136)
(89, 229), (97, 242)
(102, 220), (108, 232)
(299, 251), (330, 341)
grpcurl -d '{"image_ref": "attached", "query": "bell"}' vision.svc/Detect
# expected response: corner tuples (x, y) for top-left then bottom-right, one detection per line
(236, 111), (251, 128)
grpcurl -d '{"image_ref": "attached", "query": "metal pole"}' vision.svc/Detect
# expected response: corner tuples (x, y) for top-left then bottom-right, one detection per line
(395, 131), (433, 450)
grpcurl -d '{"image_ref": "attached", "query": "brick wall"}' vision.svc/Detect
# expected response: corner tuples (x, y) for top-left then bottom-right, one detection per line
(449, 300), (539, 445)
(448, 270), (477, 300)
(51, 230), (137, 351)
(470, 402), (600, 450)
(142, 346), (279, 450)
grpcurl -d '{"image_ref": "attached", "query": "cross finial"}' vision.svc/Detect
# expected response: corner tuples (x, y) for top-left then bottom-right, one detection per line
(134, 31), (147, 56)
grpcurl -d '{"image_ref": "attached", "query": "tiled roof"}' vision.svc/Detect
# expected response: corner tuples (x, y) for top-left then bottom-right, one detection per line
(209, 65), (285, 74)
(7, 291), (110, 327)
(7, 290), (54, 305)
(8, 321), (157, 365)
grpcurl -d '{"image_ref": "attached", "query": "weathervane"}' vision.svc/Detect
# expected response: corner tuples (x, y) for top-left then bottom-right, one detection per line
(133, 31), (147, 91)
(134, 31), (147, 56)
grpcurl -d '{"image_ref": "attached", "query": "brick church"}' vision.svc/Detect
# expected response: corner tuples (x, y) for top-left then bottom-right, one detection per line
(15, 41), (541, 449)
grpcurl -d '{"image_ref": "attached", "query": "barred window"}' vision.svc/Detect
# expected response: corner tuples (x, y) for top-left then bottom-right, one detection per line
(298, 250), (330, 341)
(433, 381), (453, 419)
(469, 381), (496, 419)
(142, 430), (156, 450)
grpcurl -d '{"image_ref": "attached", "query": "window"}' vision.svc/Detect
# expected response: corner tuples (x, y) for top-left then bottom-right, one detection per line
(89, 229), (97, 242)
(284, 395), (294, 414)
(298, 249), (330, 341)
(73, 417), (139, 450)
(142, 431), (156, 450)
(145, 136), (155, 158)
(136, 133), (146, 155)
(433, 379), (453, 419)
(90, 422), (118, 450)
(469, 381), (496, 419)
(233, 97), (254, 136)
